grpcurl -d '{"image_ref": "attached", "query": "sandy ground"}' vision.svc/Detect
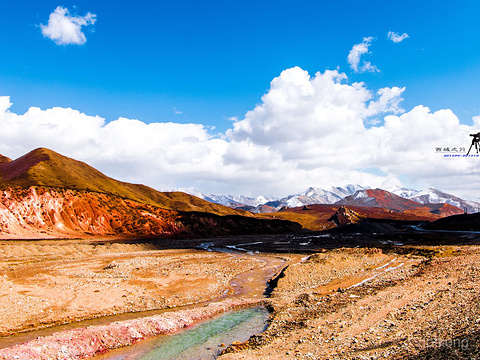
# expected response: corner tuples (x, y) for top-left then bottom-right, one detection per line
(219, 245), (480, 359)
(1, 235), (479, 359)
(0, 239), (285, 338)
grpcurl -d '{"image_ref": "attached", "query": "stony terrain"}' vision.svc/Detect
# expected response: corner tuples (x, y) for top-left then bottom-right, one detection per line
(0, 234), (479, 359)
(219, 245), (480, 359)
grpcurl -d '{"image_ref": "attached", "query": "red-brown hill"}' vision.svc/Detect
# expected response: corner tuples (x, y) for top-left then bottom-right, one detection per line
(0, 187), (301, 239)
(0, 148), (248, 217)
(336, 189), (429, 212)
(256, 200), (463, 231)
(0, 148), (302, 238)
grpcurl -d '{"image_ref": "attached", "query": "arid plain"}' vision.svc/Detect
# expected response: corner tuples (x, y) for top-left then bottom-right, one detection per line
(0, 232), (479, 359)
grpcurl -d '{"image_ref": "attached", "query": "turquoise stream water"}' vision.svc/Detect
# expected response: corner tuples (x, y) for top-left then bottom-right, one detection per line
(94, 306), (269, 360)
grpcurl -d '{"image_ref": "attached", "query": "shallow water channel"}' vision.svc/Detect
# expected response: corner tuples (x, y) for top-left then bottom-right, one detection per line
(93, 306), (269, 360)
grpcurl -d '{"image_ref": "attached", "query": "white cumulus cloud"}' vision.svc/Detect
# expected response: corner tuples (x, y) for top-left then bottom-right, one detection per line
(0, 67), (478, 197)
(388, 31), (409, 43)
(472, 115), (480, 126)
(227, 67), (403, 149)
(0, 97), (229, 191)
(347, 37), (380, 73)
(226, 68), (478, 195)
(40, 6), (97, 45)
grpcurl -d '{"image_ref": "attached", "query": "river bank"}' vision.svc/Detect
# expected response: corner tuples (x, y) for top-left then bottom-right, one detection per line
(1, 234), (480, 359)
(219, 245), (480, 359)
(0, 239), (287, 338)
(0, 299), (265, 360)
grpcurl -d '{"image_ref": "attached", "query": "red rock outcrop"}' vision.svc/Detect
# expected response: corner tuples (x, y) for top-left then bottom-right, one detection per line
(0, 148), (304, 238)
(0, 186), (302, 239)
(0, 148), (251, 217)
(0, 187), (181, 238)
(328, 206), (365, 226)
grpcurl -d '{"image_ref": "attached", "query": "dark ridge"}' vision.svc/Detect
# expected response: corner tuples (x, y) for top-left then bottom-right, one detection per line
(265, 265), (290, 297)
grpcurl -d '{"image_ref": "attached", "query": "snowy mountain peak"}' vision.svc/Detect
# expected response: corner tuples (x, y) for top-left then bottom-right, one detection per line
(255, 195), (277, 204)
(390, 187), (480, 213)
(326, 184), (369, 197)
(172, 184), (480, 214)
(388, 186), (421, 199)
(350, 190), (369, 199)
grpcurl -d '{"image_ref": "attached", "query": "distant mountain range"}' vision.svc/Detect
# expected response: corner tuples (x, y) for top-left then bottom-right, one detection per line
(391, 187), (480, 214)
(180, 184), (480, 214)
(0, 148), (475, 239)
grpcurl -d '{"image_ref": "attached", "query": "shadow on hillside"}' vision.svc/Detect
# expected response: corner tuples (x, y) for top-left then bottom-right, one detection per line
(87, 221), (480, 254)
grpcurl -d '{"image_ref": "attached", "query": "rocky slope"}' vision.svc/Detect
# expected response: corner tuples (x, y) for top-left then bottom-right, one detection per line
(0, 148), (301, 238)
(0, 148), (249, 217)
(0, 187), (178, 238)
(0, 186), (301, 238)
(327, 206), (365, 227)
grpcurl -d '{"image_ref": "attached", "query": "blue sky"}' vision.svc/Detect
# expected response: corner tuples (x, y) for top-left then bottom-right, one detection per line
(1, 1), (480, 197)
(2, 0), (479, 129)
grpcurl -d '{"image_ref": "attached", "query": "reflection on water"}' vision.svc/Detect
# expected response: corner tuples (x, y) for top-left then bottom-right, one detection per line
(94, 307), (268, 360)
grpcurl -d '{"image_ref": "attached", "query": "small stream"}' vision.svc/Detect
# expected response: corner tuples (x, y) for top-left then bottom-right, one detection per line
(0, 242), (283, 359)
(93, 306), (269, 360)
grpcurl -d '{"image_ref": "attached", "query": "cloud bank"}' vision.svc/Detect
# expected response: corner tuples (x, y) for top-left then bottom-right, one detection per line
(0, 67), (479, 197)
(40, 6), (96, 45)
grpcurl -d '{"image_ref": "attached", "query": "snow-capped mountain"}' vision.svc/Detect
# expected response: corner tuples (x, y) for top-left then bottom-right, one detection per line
(173, 185), (368, 212)
(204, 194), (278, 207)
(174, 185), (479, 214)
(382, 186), (480, 213)
(169, 188), (278, 208)
(407, 188), (480, 214)
(388, 186), (422, 199)
(327, 184), (371, 199)
(264, 185), (370, 210)
(336, 188), (428, 212)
